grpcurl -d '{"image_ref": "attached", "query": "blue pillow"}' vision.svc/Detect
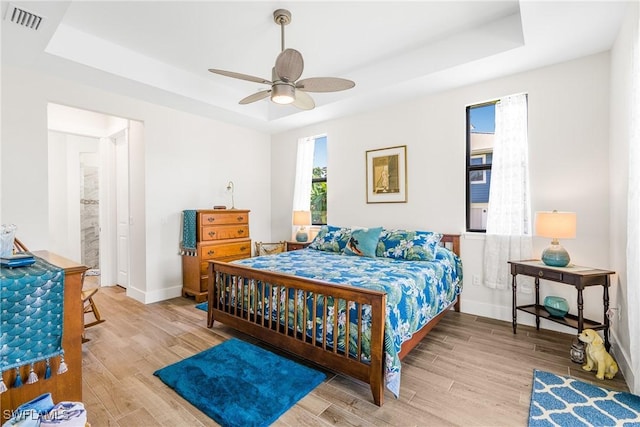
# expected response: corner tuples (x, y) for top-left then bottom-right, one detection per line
(344, 227), (383, 258)
(308, 225), (351, 253)
(376, 229), (443, 261)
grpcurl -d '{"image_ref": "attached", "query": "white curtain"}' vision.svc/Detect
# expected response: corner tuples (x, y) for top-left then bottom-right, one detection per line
(626, 7), (640, 395)
(292, 136), (315, 212)
(483, 94), (533, 289)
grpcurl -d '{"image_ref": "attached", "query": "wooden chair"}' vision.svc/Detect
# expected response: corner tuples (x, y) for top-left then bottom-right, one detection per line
(81, 271), (105, 342)
(254, 241), (286, 256)
(13, 237), (105, 341)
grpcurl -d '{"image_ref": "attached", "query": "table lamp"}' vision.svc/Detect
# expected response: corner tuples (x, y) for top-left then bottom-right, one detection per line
(226, 181), (235, 209)
(292, 210), (311, 242)
(535, 210), (577, 267)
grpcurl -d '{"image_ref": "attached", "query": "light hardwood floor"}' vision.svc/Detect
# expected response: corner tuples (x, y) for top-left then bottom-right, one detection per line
(81, 284), (629, 426)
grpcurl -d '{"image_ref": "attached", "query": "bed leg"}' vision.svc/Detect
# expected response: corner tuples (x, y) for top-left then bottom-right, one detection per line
(371, 381), (384, 407)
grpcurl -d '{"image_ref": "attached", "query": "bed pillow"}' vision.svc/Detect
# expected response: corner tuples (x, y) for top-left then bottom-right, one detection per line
(344, 227), (383, 258)
(308, 225), (351, 253)
(376, 229), (443, 261)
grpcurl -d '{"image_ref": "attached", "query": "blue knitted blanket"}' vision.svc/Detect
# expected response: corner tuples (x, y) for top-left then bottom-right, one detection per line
(1, 255), (66, 390)
(180, 210), (197, 256)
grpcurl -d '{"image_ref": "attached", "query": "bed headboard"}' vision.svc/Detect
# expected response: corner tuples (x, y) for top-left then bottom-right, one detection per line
(440, 234), (460, 257)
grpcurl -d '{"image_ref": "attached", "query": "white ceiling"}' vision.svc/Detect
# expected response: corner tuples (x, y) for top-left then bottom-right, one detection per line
(1, 1), (630, 134)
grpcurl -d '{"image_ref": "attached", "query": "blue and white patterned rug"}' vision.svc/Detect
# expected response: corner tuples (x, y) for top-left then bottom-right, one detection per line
(529, 369), (640, 426)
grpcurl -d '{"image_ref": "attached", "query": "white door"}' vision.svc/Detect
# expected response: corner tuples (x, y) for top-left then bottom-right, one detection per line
(115, 131), (130, 288)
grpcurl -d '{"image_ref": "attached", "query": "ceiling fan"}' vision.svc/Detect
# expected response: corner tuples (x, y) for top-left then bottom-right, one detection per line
(208, 9), (355, 110)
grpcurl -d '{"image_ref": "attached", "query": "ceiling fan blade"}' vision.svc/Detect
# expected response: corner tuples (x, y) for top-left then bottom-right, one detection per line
(275, 48), (304, 82)
(208, 69), (272, 85)
(296, 77), (355, 93)
(239, 90), (271, 105)
(292, 89), (315, 110)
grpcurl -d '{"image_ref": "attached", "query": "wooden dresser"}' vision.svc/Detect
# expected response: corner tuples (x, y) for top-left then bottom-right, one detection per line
(181, 209), (251, 302)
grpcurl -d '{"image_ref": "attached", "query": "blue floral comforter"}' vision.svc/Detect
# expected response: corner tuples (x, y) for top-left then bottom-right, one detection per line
(232, 246), (463, 397)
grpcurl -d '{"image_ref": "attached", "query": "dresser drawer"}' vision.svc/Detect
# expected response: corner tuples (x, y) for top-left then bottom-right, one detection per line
(200, 240), (251, 261)
(519, 264), (563, 281)
(200, 225), (249, 241)
(199, 211), (249, 226)
(199, 254), (251, 276)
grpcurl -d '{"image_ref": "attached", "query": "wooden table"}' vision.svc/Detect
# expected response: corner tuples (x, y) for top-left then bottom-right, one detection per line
(508, 260), (614, 361)
(1, 251), (87, 421)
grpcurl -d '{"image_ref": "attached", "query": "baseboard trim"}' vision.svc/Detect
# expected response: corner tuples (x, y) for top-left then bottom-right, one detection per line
(609, 329), (636, 394)
(123, 285), (183, 304)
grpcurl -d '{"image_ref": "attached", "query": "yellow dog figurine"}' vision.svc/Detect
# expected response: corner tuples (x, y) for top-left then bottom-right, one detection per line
(578, 329), (618, 380)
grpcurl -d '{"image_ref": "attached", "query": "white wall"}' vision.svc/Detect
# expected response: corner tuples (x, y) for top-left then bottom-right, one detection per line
(272, 52), (612, 335)
(1, 65), (272, 303)
(609, 1), (638, 394)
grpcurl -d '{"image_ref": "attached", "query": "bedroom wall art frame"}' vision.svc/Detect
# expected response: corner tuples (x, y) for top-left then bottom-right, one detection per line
(366, 145), (407, 203)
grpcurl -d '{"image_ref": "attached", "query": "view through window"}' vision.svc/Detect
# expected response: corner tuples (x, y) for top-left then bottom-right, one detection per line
(466, 102), (495, 231)
(311, 136), (327, 225)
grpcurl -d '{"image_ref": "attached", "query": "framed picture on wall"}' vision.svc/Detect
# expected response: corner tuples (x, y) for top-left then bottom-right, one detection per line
(366, 145), (407, 203)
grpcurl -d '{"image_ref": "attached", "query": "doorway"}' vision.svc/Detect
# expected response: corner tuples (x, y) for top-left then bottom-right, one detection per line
(47, 103), (132, 289)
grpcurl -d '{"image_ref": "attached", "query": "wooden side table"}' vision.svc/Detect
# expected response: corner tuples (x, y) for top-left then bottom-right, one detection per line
(508, 260), (614, 362)
(286, 241), (311, 251)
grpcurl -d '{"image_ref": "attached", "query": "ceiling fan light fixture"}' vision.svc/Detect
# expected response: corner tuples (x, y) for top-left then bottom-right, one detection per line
(271, 83), (295, 104)
(208, 9), (355, 110)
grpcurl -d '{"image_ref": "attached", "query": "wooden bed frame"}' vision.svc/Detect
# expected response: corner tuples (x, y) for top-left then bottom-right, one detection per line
(207, 234), (460, 406)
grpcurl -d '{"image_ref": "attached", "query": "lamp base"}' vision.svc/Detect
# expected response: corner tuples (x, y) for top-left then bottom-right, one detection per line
(541, 243), (570, 267)
(295, 230), (308, 242)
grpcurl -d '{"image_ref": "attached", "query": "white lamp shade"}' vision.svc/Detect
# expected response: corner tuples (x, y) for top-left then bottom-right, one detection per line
(271, 84), (295, 105)
(535, 211), (577, 239)
(292, 210), (311, 226)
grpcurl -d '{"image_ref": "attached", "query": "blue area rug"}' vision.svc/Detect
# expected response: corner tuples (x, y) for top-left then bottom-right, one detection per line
(529, 369), (640, 426)
(154, 338), (325, 427)
(195, 301), (207, 311)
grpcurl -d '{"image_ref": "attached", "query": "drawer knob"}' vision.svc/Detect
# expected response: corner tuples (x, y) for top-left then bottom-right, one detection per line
(237, 229), (244, 234)
(208, 250), (215, 256)
(538, 271), (544, 277)
(237, 216), (244, 222)
(208, 231), (216, 237)
(208, 217), (215, 222)
(240, 246), (247, 251)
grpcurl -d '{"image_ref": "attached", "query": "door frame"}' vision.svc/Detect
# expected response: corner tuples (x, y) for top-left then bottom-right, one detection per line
(99, 129), (130, 288)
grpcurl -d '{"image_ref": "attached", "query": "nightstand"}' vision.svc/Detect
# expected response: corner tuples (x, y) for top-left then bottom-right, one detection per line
(508, 260), (614, 363)
(286, 241), (311, 251)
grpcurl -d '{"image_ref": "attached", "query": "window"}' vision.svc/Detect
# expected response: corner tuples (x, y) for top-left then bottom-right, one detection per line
(469, 155), (487, 184)
(311, 136), (327, 225)
(466, 102), (495, 232)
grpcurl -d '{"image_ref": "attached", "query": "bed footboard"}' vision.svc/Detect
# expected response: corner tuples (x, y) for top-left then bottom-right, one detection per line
(207, 261), (388, 405)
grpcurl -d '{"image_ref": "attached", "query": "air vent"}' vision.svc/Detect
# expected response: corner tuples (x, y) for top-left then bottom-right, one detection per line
(5, 3), (44, 30)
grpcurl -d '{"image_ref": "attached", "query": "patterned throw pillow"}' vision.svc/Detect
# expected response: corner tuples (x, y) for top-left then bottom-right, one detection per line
(308, 225), (352, 253)
(344, 227), (383, 258)
(376, 229), (443, 261)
